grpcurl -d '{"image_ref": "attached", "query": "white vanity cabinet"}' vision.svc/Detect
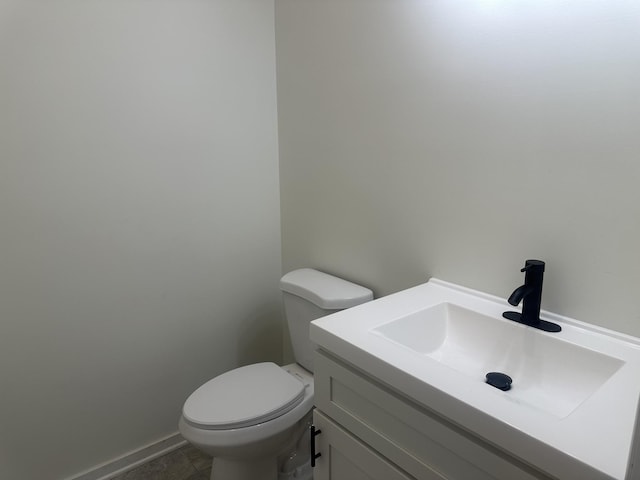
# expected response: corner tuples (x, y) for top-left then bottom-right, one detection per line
(311, 350), (551, 480)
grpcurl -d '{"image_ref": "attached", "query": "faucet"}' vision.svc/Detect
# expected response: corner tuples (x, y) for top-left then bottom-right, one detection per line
(503, 259), (561, 332)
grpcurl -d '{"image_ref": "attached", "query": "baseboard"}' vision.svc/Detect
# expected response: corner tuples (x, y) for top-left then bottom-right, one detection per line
(66, 432), (187, 480)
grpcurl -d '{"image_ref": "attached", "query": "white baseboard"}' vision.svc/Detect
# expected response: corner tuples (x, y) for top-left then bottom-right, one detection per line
(66, 432), (187, 480)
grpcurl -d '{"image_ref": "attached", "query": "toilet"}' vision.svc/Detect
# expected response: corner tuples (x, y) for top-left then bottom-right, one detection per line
(178, 268), (373, 480)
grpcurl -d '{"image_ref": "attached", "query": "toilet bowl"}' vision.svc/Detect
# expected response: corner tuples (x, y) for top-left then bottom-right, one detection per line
(178, 269), (373, 480)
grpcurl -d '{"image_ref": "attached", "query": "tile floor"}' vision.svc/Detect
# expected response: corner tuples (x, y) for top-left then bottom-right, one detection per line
(112, 444), (212, 480)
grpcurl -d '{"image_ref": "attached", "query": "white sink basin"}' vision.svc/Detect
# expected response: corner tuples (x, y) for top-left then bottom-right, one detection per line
(310, 278), (640, 480)
(372, 302), (624, 418)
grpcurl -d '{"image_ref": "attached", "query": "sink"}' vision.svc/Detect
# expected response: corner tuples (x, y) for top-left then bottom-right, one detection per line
(310, 278), (640, 480)
(372, 302), (624, 418)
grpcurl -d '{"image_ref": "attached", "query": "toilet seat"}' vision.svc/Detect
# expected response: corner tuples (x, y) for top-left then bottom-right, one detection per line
(183, 362), (306, 430)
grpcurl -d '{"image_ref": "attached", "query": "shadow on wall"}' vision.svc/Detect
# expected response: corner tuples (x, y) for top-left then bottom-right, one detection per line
(236, 308), (283, 366)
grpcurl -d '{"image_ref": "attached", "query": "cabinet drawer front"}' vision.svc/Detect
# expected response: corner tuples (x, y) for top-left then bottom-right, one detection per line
(313, 410), (431, 480)
(315, 351), (548, 480)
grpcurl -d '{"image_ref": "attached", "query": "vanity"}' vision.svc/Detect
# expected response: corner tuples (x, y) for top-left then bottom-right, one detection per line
(309, 278), (640, 480)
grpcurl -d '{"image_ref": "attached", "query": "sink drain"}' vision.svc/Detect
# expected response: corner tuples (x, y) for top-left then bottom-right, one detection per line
(485, 372), (512, 391)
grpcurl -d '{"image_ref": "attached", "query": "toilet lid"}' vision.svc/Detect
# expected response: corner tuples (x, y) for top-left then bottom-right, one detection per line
(183, 362), (306, 430)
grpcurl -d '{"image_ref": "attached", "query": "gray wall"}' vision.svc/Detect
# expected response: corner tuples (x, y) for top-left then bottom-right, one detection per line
(0, 1), (281, 479)
(277, 1), (640, 338)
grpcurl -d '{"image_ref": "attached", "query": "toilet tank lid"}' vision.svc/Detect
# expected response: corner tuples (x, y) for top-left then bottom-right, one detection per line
(280, 268), (373, 309)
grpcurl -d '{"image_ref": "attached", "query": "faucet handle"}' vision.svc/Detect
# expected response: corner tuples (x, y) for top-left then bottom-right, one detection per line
(521, 259), (545, 273)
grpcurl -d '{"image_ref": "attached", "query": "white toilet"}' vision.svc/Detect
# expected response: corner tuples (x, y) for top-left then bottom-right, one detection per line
(178, 268), (373, 480)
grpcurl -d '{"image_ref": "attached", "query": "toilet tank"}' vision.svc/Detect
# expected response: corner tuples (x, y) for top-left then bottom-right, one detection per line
(280, 268), (373, 372)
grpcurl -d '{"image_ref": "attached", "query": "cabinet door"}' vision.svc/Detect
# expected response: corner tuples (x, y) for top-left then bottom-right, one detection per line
(313, 410), (445, 480)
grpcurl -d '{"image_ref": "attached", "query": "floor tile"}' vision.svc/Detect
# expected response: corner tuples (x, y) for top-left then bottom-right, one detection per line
(185, 472), (209, 480)
(180, 444), (213, 472)
(113, 449), (197, 480)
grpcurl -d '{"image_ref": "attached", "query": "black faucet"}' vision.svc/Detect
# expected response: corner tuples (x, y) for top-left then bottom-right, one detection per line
(503, 260), (561, 332)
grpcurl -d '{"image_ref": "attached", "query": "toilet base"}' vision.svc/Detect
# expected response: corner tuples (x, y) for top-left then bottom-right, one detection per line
(211, 455), (277, 480)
